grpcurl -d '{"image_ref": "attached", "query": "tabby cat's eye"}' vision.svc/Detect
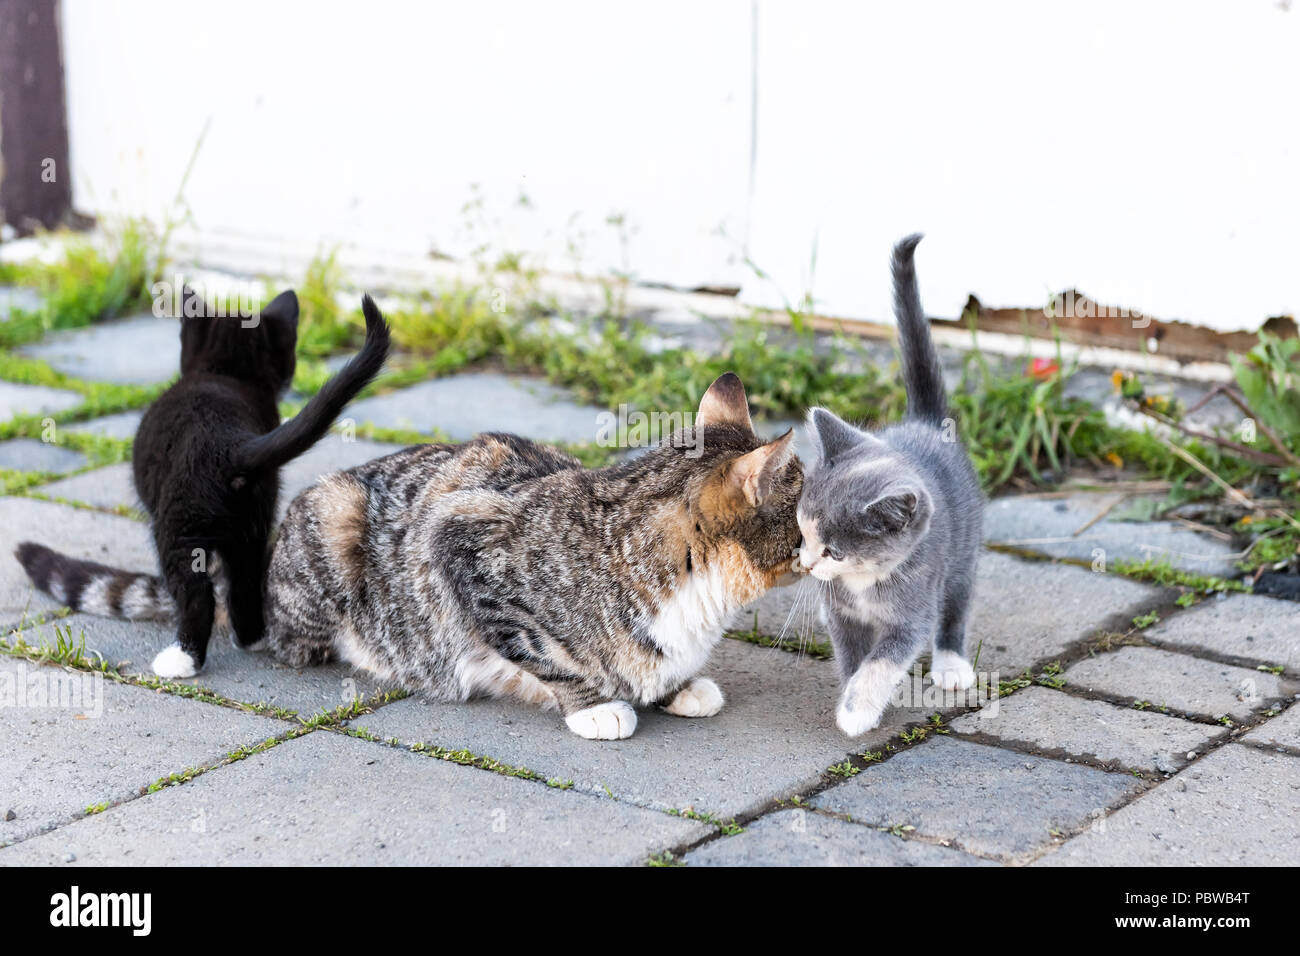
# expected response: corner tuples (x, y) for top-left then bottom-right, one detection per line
(822, 546), (843, 561)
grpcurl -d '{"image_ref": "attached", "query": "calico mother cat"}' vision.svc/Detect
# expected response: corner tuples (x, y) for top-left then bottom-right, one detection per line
(17, 288), (390, 678)
(264, 373), (802, 739)
(798, 235), (983, 736)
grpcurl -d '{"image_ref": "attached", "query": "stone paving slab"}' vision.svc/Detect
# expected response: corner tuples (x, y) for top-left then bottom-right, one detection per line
(684, 809), (996, 866)
(352, 638), (935, 819)
(63, 410), (144, 440)
(0, 656), (285, 847)
(0, 498), (156, 627)
(964, 552), (1159, 676)
(0, 729), (707, 865)
(33, 463), (137, 512)
(1037, 745), (1300, 866)
(17, 613), (400, 718)
(1063, 645), (1294, 720)
(0, 439), (86, 475)
(20, 314), (180, 385)
(0, 381), (84, 421)
(985, 493), (1239, 577)
(346, 372), (607, 444)
(809, 736), (1141, 863)
(950, 685), (1228, 773)
(1243, 701), (1300, 750)
(1144, 594), (1300, 671)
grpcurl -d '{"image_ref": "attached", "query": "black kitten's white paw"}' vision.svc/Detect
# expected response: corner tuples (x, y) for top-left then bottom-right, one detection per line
(664, 677), (724, 717)
(565, 701), (637, 740)
(152, 644), (199, 679)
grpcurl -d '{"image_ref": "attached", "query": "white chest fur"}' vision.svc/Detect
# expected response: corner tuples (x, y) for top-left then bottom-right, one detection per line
(641, 564), (733, 704)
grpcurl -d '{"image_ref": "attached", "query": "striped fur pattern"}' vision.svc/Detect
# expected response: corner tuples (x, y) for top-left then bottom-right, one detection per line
(265, 373), (803, 739)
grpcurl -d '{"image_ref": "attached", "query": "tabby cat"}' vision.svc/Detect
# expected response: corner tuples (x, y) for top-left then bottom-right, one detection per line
(264, 373), (802, 739)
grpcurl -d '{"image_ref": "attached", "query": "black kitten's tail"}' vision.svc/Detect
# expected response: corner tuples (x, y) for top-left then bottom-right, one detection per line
(234, 294), (391, 475)
(892, 234), (947, 426)
(14, 542), (173, 621)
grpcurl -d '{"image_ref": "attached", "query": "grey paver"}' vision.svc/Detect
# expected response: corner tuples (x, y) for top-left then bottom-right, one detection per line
(1063, 645), (1294, 720)
(20, 314), (179, 384)
(0, 656), (285, 846)
(33, 463), (137, 512)
(1145, 593), (1300, 670)
(809, 736), (1141, 863)
(0, 381), (83, 422)
(964, 552), (1159, 676)
(984, 492), (1239, 577)
(0, 498), (155, 627)
(346, 372), (607, 444)
(63, 411), (144, 440)
(684, 809), (996, 866)
(1243, 700), (1300, 750)
(1038, 745), (1300, 866)
(950, 685), (1228, 773)
(13, 613), (401, 718)
(352, 638), (932, 819)
(0, 729), (707, 865)
(0, 439), (86, 475)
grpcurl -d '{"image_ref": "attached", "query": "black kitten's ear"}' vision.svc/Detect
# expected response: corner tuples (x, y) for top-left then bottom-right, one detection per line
(260, 289), (299, 348)
(260, 289), (299, 328)
(808, 407), (865, 462)
(697, 372), (754, 432)
(864, 489), (927, 534)
(178, 285), (213, 357)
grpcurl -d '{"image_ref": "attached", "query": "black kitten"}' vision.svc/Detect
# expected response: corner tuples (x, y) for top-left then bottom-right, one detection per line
(16, 287), (390, 677)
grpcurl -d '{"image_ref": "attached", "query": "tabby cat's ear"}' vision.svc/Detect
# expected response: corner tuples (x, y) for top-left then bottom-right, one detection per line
(808, 407), (865, 462)
(728, 429), (796, 507)
(696, 372), (754, 432)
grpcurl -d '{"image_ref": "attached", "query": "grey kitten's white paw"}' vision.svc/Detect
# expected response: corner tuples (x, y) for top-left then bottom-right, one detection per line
(152, 643), (199, 679)
(565, 700), (637, 740)
(930, 650), (975, 691)
(664, 677), (724, 718)
(836, 659), (905, 737)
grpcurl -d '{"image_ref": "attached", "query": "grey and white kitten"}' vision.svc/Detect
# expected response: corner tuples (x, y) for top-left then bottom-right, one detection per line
(798, 234), (983, 736)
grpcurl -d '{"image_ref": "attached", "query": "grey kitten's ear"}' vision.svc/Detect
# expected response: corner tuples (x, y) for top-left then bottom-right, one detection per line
(864, 489), (927, 534)
(808, 407), (864, 461)
(697, 371), (754, 431)
(728, 428), (796, 507)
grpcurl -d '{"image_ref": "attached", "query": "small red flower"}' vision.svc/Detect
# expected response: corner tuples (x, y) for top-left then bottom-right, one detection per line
(1027, 358), (1059, 380)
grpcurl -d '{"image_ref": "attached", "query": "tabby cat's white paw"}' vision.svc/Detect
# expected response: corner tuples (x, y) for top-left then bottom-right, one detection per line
(664, 677), (724, 718)
(931, 651), (975, 691)
(152, 644), (199, 679)
(566, 701), (637, 740)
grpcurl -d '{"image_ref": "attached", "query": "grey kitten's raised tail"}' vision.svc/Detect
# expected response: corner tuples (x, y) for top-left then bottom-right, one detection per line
(892, 233), (947, 426)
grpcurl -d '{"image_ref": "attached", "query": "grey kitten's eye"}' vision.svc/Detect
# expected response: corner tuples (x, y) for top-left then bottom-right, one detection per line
(822, 546), (843, 561)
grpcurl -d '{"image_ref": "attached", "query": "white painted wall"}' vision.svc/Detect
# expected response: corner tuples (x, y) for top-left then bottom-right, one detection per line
(59, 0), (1299, 332)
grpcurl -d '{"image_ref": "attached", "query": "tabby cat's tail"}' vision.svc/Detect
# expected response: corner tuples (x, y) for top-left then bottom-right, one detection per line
(13, 542), (174, 621)
(892, 233), (948, 426)
(233, 294), (391, 475)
